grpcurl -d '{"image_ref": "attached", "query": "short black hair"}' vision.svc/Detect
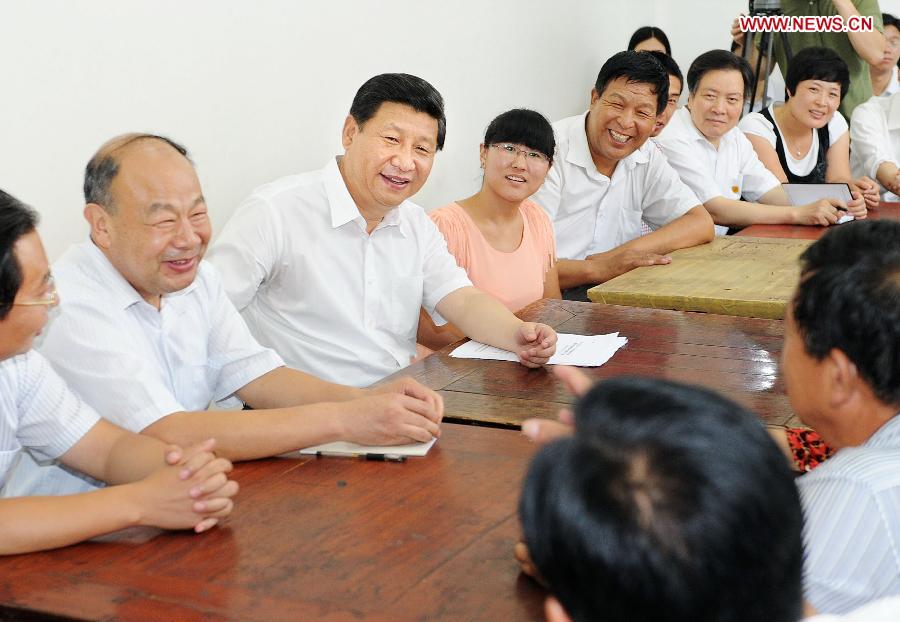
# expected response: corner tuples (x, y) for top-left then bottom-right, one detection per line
(348, 73), (446, 151)
(0, 190), (39, 320)
(793, 221), (900, 407)
(627, 26), (672, 56)
(647, 50), (684, 94)
(520, 376), (803, 622)
(84, 134), (190, 214)
(483, 109), (555, 164)
(784, 47), (850, 101)
(594, 51), (669, 115)
(883, 12), (900, 31)
(687, 49), (754, 100)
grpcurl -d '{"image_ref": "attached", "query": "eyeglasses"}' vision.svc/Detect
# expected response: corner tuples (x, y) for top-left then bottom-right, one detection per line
(489, 143), (550, 166)
(13, 275), (59, 307)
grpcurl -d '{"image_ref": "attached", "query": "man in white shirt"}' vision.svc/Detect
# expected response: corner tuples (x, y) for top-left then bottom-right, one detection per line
(207, 73), (557, 386)
(656, 50), (864, 236)
(7, 133), (448, 497)
(850, 90), (900, 200)
(0, 189), (237, 553)
(868, 13), (900, 97)
(783, 220), (900, 614)
(519, 221), (900, 618)
(531, 51), (714, 300)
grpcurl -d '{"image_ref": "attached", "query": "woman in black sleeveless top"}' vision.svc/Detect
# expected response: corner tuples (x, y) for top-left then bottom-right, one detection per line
(741, 47), (880, 208)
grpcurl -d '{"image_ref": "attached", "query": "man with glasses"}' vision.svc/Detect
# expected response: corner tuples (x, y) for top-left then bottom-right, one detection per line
(533, 51), (714, 301)
(0, 189), (238, 553)
(207, 73), (558, 387)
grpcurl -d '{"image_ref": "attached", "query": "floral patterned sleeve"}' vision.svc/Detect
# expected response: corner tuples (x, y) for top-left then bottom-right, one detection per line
(786, 428), (835, 472)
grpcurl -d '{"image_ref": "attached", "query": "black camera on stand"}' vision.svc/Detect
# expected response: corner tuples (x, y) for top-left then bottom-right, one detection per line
(743, 0), (793, 112)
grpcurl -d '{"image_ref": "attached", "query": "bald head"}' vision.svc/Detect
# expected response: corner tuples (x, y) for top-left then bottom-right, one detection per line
(84, 133), (191, 214)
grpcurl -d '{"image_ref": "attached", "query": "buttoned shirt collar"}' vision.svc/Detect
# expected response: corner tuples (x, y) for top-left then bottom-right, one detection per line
(323, 157), (406, 236)
(81, 237), (199, 311)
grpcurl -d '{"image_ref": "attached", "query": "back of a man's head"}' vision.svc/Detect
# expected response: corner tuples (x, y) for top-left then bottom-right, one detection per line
(793, 220), (900, 409)
(520, 376), (803, 622)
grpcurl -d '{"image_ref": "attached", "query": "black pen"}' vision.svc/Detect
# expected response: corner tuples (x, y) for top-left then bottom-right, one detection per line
(315, 451), (406, 463)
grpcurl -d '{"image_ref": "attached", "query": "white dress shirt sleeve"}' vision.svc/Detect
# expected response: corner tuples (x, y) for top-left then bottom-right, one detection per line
(203, 266), (285, 404)
(5, 351), (100, 462)
(418, 212), (473, 325)
(799, 471), (898, 615)
(640, 147), (702, 228)
(206, 196), (283, 312)
(735, 133), (782, 202)
(850, 100), (895, 180)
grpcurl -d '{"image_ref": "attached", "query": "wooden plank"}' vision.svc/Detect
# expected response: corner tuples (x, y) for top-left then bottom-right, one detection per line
(587, 237), (812, 319)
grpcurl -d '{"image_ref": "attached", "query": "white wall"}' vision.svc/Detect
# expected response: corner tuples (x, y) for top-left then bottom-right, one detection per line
(2, 0), (751, 259)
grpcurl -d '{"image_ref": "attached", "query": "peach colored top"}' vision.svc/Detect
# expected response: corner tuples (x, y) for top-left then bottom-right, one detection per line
(430, 200), (556, 312)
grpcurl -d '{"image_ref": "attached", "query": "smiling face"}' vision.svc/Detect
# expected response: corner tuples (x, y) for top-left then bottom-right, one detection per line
(480, 143), (551, 204)
(0, 231), (57, 359)
(786, 79), (841, 129)
(652, 74), (683, 137)
(339, 101), (439, 220)
(87, 140), (210, 309)
(687, 69), (745, 146)
(585, 77), (659, 176)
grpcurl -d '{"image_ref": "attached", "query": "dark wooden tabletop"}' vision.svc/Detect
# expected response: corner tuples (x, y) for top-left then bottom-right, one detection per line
(394, 299), (795, 428)
(0, 423), (544, 622)
(736, 201), (900, 239)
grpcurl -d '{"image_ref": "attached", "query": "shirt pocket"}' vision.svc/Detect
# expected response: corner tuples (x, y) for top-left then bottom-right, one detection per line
(387, 274), (424, 337)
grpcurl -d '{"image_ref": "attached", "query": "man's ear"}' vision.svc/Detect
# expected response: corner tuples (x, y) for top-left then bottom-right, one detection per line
(590, 88), (600, 105)
(342, 115), (359, 150)
(824, 347), (859, 409)
(545, 596), (573, 622)
(84, 203), (112, 249)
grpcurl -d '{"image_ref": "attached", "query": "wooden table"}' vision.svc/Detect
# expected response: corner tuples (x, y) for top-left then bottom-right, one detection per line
(736, 201), (900, 239)
(397, 299), (794, 429)
(0, 424), (544, 622)
(585, 237), (810, 319)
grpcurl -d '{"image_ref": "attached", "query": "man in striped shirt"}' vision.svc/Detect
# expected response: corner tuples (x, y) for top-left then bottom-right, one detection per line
(783, 220), (900, 614)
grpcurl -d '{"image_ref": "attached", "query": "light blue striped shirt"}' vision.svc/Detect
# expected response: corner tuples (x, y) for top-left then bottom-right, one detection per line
(799, 414), (900, 614)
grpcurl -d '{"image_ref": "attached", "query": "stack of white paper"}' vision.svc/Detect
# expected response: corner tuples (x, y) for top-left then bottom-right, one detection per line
(449, 332), (628, 367)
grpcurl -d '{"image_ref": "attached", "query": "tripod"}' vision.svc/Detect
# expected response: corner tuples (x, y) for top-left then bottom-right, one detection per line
(742, 27), (794, 112)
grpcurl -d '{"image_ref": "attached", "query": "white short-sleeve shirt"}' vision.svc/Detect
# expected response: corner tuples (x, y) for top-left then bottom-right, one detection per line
(850, 93), (900, 200)
(656, 107), (782, 236)
(4, 241), (283, 496)
(206, 157), (472, 388)
(798, 415), (900, 615)
(532, 112), (700, 260)
(739, 105), (848, 177)
(0, 351), (99, 494)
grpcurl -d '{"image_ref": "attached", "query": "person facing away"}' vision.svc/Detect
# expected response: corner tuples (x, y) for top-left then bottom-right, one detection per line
(0, 189), (237, 554)
(6, 133), (447, 499)
(532, 50), (715, 301)
(655, 49), (866, 236)
(520, 375), (806, 622)
(207, 73), (557, 386)
(418, 108), (561, 350)
(739, 47), (878, 206)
